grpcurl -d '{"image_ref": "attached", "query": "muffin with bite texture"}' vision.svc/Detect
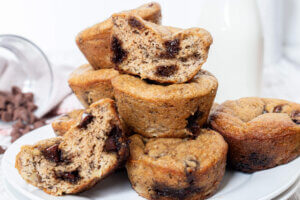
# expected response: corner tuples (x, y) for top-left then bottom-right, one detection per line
(76, 2), (162, 69)
(16, 99), (129, 195)
(110, 13), (212, 83)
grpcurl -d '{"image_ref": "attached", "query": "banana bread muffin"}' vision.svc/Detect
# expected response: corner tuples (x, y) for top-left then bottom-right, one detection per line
(76, 2), (161, 69)
(126, 129), (228, 200)
(52, 109), (83, 136)
(68, 64), (119, 108)
(111, 70), (218, 138)
(209, 97), (300, 173)
(16, 99), (129, 195)
(110, 13), (212, 83)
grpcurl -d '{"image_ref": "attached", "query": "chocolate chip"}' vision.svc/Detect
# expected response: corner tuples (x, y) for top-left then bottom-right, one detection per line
(33, 120), (45, 129)
(273, 105), (283, 113)
(186, 109), (203, 134)
(10, 132), (21, 143)
(160, 39), (181, 59)
(249, 152), (271, 167)
(26, 102), (38, 112)
(0, 97), (6, 109)
(104, 126), (122, 152)
(152, 182), (203, 199)
(42, 144), (61, 163)
(128, 17), (144, 30)
(13, 119), (25, 129)
(0, 146), (6, 154)
(12, 86), (22, 95)
(56, 170), (80, 184)
(23, 92), (34, 102)
(111, 36), (128, 64)
(13, 93), (24, 107)
(291, 110), (300, 124)
(104, 136), (118, 151)
(77, 113), (94, 129)
(19, 126), (31, 135)
(1, 111), (13, 122)
(155, 65), (178, 77)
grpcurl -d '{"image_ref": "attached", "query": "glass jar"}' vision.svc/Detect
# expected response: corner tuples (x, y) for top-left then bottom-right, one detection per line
(197, 0), (263, 102)
(0, 35), (53, 117)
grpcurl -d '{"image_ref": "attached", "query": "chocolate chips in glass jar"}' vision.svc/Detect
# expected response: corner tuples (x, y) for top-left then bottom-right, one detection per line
(0, 86), (46, 143)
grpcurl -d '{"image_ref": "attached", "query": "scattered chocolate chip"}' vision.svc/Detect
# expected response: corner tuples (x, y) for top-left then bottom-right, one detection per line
(0, 97), (6, 109)
(26, 102), (38, 112)
(77, 113), (94, 129)
(56, 170), (80, 184)
(12, 86), (22, 95)
(19, 126), (31, 135)
(42, 144), (61, 163)
(1, 112), (13, 122)
(111, 36), (128, 64)
(128, 17), (144, 30)
(23, 92), (34, 102)
(291, 110), (300, 124)
(273, 105), (283, 113)
(0, 146), (6, 154)
(13, 93), (24, 107)
(155, 65), (178, 77)
(186, 109), (203, 134)
(160, 39), (181, 59)
(33, 120), (45, 129)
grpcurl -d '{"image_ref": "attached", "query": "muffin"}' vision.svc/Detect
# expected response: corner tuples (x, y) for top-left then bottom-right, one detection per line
(52, 109), (83, 136)
(126, 129), (228, 200)
(209, 97), (300, 173)
(15, 99), (129, 195)
(111, 70), (218, 138)
(110, 13), (212, 83)
(68, 64), (119, 108)
(76, 2), (162, 69)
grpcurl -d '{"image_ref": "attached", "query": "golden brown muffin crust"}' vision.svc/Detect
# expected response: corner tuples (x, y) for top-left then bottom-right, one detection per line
(76, 2), (162, 69)
(209, 97), (300, 173)
(126, 129), (228, 200)
(112, 70), (218, 138)
(68, 64), (119, 107)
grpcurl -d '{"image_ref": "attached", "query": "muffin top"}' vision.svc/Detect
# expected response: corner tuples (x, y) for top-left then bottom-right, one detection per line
(68, 64), (119, 87)
(209, 97), (300, 139)
(111, 70), (218, 100)
(128, 129), (227, 174)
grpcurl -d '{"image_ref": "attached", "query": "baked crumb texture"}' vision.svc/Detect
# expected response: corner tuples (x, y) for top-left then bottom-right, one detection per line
(209, 97), (300, 173)
(112, 70), (218, 138)
(126, 129), (228, 200)
(110, 13), (212, 83)
(76, 2), (162, 70)
(15, 99), (129, 195)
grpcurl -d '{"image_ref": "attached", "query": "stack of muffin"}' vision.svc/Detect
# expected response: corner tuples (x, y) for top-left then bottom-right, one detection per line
(67, 2), (227, 199)
(15, 2), (300, 200)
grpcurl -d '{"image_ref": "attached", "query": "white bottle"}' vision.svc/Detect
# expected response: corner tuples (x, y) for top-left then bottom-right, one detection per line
(197, 0), (263, 102)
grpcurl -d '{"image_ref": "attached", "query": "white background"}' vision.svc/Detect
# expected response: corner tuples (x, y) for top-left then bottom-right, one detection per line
(0, 0), (300, 102)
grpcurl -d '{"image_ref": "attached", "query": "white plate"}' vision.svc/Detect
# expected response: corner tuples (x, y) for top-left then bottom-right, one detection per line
(3, 176), (299, 200)
(2, 125), (300, 200)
